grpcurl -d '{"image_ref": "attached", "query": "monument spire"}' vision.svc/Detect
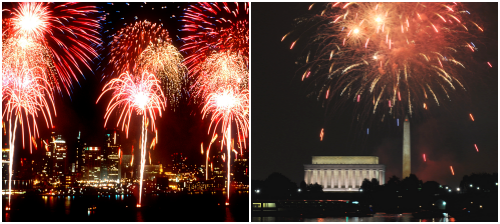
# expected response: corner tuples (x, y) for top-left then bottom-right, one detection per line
(403, 115), (411, 178)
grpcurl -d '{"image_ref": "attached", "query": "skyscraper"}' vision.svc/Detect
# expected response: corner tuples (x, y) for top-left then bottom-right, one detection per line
(50, 133), (68, 182)
(83, 146), (101, 181)
(103, 129), (121, 181)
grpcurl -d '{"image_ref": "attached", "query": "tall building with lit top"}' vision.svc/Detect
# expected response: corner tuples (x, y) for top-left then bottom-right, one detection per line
(75, 131), (86, 176)
(82, 146), (101, 181)
(102, 129), (121, 181)
(50, 134), (68, 182)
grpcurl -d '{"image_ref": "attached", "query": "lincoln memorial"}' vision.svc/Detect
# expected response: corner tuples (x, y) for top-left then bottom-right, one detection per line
(304, 156), (385, 192)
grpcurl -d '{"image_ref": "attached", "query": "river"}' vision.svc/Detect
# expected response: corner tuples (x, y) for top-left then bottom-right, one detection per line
(3, 193), (248, 222)
(252, 213), (455, 222)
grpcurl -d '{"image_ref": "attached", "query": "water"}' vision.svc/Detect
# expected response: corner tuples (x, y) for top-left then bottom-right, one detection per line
(252, 213), (455, 222)
(3, 193), (248, 222)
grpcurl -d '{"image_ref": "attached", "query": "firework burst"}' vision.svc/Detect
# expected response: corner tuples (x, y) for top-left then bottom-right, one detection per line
(3, 2), (102, 95)
(108, 20), (187, 106)
(193, 51), (249, 100)
(284, 2), (484, 123)
(2, 66), (56, 207)
(97, 71), (165, 207)
(181, 2), (249, 86)
(201, 87), (249, 202)
(182, 2), (249, 204)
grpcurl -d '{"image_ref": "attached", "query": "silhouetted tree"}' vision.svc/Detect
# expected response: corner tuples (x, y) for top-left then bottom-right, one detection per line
(402, 174), (422, 192)
(460, 173), (498, 193)
(422, 181), (440, 195)
(299, 181), (307, 194)
(386, 175), (401, 192)
(305, 183), (323, 199)
(262, 172), (297, 199)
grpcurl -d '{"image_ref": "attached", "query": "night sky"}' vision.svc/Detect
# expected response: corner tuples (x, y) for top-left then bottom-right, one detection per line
(6, 2), (242, 170)
(251, 2), (498, 188)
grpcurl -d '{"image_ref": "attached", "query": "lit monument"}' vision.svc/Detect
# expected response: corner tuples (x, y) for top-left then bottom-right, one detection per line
(304, 156), (385, 192)
(402, 115), (411, 179)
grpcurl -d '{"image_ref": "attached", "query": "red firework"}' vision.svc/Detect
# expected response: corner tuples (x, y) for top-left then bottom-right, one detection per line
(2, 2), (102, 95)
(181, 2), (249, 84)
(97, 71), (165, 207)
(108, 20), (172, 76)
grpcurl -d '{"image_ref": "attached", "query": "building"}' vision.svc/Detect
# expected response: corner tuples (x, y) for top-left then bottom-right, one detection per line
(75, 131), (86, 175)
(103, 129), (121, 181)
(143, 164), (162, 181)
(304, 156), (385, 192)
(120, 154), (134, 180)
(50, 134), (68, 182)
(82, 146), (101, 182)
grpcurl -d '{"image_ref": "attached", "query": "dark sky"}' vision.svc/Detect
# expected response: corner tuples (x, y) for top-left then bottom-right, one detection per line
(251, 2), (498, 188)
(7, 2), (246, 170)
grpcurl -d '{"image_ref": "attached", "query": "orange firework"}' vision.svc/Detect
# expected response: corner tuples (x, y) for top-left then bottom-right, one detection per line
(284, 2), (483, 121)
(450, 166), (455, 175)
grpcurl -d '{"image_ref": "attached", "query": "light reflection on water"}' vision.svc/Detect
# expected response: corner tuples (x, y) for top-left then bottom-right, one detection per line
(252, 213), (453, 222)
(3, 194), (245, 222)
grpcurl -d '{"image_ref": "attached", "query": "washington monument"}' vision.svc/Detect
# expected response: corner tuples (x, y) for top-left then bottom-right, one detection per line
(403, 115), (411, 179)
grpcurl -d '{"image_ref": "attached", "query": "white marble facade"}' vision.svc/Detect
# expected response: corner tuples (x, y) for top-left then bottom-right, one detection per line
(304, 164), (385, 192)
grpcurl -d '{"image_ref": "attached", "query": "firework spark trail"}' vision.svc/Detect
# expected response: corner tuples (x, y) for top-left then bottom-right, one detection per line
(2, 67), (56, 207)
(202, 87), (249, 202)
(284, 2), (484, 122)
(3, 2), (102, 95)
(109, 20), (187, 107)
(205, 134), (218, 181)
(196, 52), (249, 203)
(97, 71), (165, 207)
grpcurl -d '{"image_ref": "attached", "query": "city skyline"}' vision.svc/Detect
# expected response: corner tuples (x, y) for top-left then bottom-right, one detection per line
(2, 2), (249, 221)
(252, 2), (497, 188)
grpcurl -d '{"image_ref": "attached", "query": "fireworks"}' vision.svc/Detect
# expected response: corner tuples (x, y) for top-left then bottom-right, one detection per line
(284, 2), (483, 121)
(3, 2), (102, 95)
(181, 2), (249, 101)
(108, 20), (187, 106)
(202, 87), (249, 202)
(450, 166), (455, 175)
(181, 2), (249, 69)
(97, 71), (165, 207)
(182, 2), (249, 204)
(2, 67), (56, 207)
(193, 51), (249, 100)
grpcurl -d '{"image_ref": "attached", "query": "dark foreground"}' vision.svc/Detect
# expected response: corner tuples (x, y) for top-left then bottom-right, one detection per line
(252, 213), (454, 222)
(3, 193), (249, 222)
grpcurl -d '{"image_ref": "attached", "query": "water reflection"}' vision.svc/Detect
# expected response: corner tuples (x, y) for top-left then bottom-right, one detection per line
(3, 194), (246, 222)
(64, 196), (71, 215)
(252, 213), (454, 222)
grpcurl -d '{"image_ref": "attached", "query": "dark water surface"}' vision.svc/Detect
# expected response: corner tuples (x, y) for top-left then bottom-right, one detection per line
(3, 193), (248, 222)
(252, 213), (455, 222)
